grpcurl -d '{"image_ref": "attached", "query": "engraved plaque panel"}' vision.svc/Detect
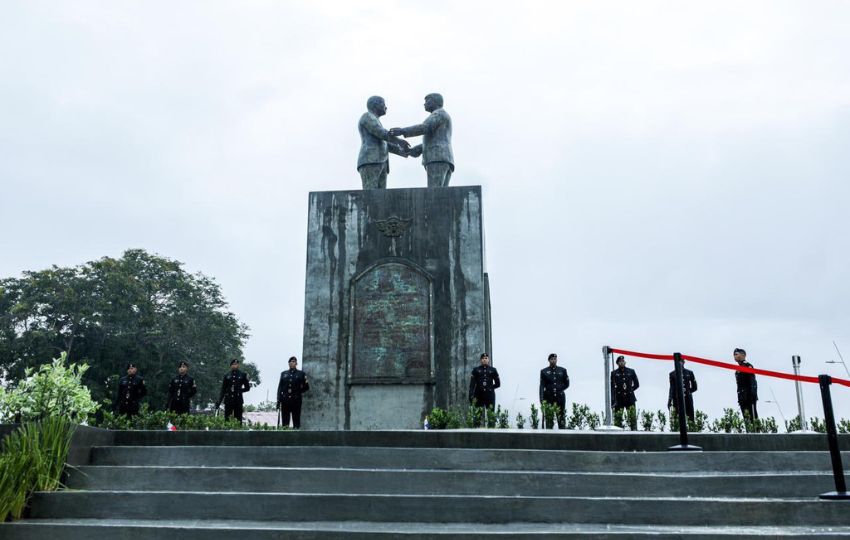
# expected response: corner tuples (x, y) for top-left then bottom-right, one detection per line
(351, 262), (432, 382)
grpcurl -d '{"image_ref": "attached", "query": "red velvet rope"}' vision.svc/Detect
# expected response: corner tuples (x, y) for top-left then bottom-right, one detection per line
(609, 347), (850, 388)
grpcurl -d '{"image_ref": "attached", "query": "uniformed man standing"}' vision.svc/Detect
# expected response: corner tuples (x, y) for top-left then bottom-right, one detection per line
(667, 358), (698, 422)
(610, 355), (640, 430)
(277, 356), (310, 429)
(468, 353), (500, 426)
(216, 359), (251, 423)
(115, 363), (147, 417)
(167, 360), (197, 415)
(539, 353), (570, 429)
(733, 348), (759, 422)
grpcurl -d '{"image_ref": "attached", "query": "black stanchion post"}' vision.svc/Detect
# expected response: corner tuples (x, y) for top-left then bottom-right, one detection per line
(818, 374), (849, 500)
(668, 352), (701, 452)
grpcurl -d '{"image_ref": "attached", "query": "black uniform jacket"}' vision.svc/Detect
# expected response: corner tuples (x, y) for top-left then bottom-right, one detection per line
(468, 365), (500, 402)
(219, 370), (250, 404)
(667, 368), (697, 407)
(168, 374), (197, 406)
(277, 368), (310, 403)
(610, 367), (639, 407)
(539, 366), (570, 402)
(116, 375), (146, 409)
(735, 362), (758, 403)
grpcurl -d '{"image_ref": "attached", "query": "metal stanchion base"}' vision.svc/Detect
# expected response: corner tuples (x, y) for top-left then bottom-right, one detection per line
(668, 444), (702, 452)
(819, 491), (850, 500)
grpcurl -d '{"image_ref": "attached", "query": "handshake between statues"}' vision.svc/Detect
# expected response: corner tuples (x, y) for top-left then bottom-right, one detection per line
(357, 93), (454, 189)
(389, 131), (423, 159)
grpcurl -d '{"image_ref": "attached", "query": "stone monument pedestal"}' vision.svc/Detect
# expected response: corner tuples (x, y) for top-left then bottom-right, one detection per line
(301, 186), (491, 429)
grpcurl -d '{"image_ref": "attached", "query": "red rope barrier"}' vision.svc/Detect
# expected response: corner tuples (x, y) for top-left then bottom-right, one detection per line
(609, 347), (850, 388)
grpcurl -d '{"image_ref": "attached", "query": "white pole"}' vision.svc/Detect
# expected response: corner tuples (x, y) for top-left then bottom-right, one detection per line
(791, 355), (810, 433)
(596, 345), (622, 431)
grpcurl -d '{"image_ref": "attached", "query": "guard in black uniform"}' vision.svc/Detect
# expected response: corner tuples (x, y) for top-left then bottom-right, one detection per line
(468, 353), (500, 425)
(115, 363), (147, 417)
(539, 353), (570, 429)
(277, 356), (310, 429)
(216, 359), (251, 423)
(733, 348), (758, 422)
(667, 358), (698, 422)
(610, 355), (640, 429)
(167, 360), (197, 414)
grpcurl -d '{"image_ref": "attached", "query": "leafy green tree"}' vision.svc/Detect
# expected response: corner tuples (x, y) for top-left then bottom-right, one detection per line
(0, 249), (257, 409)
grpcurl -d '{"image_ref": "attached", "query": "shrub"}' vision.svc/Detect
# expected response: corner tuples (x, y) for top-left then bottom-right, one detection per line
(92, 406), (287, 430)
(0, 416), (74, 521)
(656, 410), (667, 432)
(612, 407), (625, 429)
(515, 412), (526, 429)
(0, 352), (98, 423)
(809, 417), (827, 434)
(710, 408), (746, 433)
(529, 403), (540, 429)
(640, 410), (655, 432)
(839, 419), (849, 434)
(688, 410), (709, 432)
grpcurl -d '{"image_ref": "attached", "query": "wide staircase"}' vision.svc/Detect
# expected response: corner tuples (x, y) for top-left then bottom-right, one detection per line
(3, 429), (850, 538)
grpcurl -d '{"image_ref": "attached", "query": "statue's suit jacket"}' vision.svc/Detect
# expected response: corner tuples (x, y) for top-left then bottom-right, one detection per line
(357, 112), (404, 170)
(405, 108), (454, 170)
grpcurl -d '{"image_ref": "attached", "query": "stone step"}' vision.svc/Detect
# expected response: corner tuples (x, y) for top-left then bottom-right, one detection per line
(4, 519), (850, 540)
(90, 445), (850, 473)
(111, 429), (850, 452)
(65, 465), (836, 498)
(28, 491), (850, 527)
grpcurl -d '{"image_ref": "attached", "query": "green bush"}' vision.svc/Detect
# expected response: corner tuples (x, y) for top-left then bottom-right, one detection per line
(688, 410), (709, 432)
(93, 406), (288, 430)
(0, 416), (74, 521)
(515, 412), (526, 429)
(640, 410), (655, 431)
(656, 410), (667, 432)
(839, 419), (850, 434)
(785, 415), (803, 432)
(529, 403), (540, 429)
(809, 417), (827, 433)
(0, 352), (98, 423)
(710, 408), (746, 433)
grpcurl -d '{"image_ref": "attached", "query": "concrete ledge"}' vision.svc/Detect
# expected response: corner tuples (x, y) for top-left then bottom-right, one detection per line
(65, 465), (836, 498)
(90, 445), (850, 473)
(28, 491), (850, 526)
(111, 429), (850, 452)
(4, 520), (850, 540)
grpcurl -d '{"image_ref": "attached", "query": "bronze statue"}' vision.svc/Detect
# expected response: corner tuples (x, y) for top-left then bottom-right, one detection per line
(357, 96), (411, 189)
(390, 93), (454, 187)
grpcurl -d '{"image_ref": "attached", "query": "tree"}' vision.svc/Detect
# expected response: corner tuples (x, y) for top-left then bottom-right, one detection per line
(0, 249), (256, 409)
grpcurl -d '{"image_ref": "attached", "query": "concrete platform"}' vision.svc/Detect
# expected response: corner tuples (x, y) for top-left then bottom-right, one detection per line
(2, 430), (848, 539)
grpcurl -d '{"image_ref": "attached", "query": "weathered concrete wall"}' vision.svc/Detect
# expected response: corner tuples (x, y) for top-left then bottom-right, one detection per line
(301, 186), (490, 430)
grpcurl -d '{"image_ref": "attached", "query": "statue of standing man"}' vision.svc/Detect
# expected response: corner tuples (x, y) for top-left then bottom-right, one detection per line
(357, 96), (411, 189)
(390, 93), (454, 188)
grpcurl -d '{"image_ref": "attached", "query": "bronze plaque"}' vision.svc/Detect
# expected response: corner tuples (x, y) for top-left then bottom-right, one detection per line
(351, 262), (431, 381)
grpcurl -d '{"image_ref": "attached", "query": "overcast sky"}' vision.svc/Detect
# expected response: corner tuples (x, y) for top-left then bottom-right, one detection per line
(2, 2), (849, 426)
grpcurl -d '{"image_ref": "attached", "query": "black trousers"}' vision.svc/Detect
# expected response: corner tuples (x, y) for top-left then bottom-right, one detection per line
(224, 399), (244, 423)
(471, 392), (496, 427)
(542, 395), (566, 429)
(672, 395), (695, 422)
(281, 399), (302, 428)
(613, 404), (638, 430)
(169, 401), (190, 415)
(117, 402), (140, 417)
(740, 401), (758, 421)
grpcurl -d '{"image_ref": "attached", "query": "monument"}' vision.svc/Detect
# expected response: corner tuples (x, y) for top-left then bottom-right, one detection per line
(301, 94), (489, 430)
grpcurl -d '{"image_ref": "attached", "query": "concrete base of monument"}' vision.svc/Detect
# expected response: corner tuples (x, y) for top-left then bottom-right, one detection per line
(301, 186), (492, 430)
(3, 429), (848, 539)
